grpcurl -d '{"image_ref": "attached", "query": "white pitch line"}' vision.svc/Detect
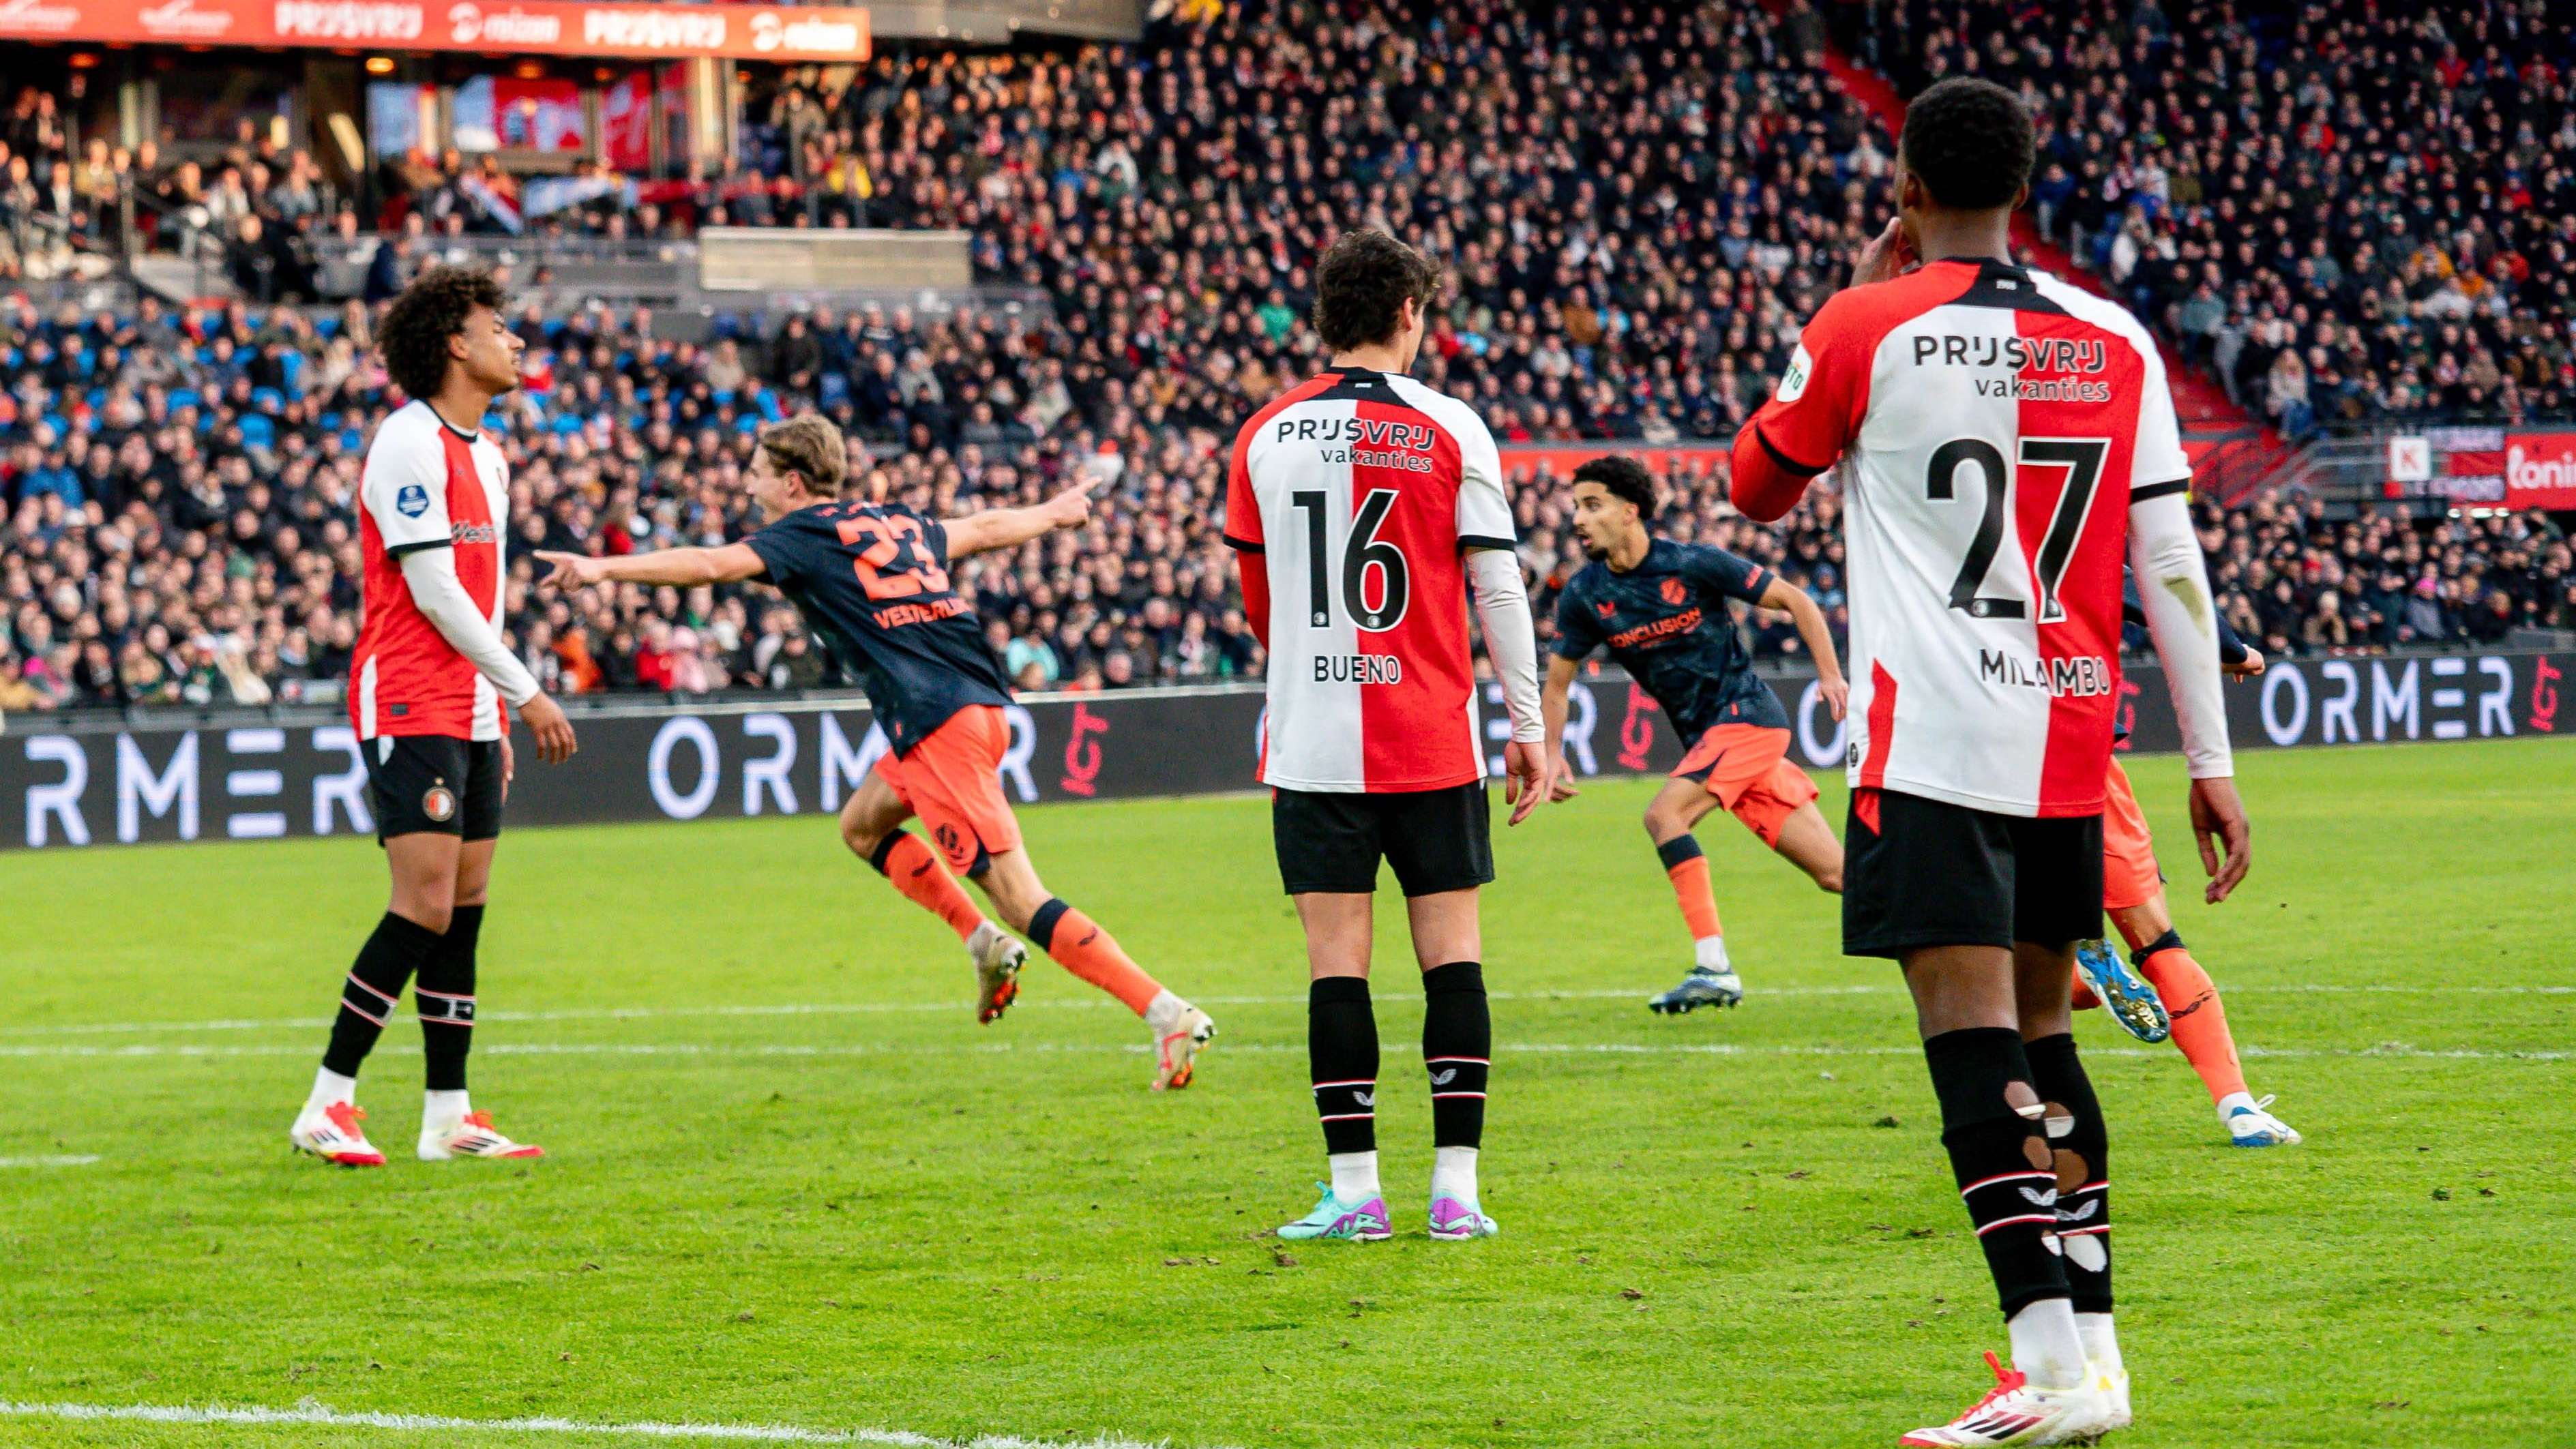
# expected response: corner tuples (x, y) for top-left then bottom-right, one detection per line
(0, 1154), (100, 1169)
(0, 1399), (1188, 1448)
(0, 1038), (2560, 1064)
(4, 980), (2566, 1039)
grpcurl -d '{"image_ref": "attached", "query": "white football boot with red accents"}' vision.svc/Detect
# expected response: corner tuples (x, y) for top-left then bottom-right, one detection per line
(1151, 1006), (1216, 1090)
(418, 1108), (545, 1161)
(1899, 1351), (2113, 1446)
(290, 1101), (387, 1167)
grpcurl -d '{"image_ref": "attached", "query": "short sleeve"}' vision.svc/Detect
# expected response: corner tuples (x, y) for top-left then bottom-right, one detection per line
(1223, 423), (1265, 552)
(361, 429), (453, 557)
(1744, 296), (1874, 477)
(1552, 581), (1602, 660)
(1451, 408), (1515, 552)
(2127, 342), (2192, 496)
(742, 513), (812, 588)
(1681, 546), (1768, 605)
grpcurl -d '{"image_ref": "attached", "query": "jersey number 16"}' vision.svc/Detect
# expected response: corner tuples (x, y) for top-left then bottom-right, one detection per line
(1292, 488), (1410, 631)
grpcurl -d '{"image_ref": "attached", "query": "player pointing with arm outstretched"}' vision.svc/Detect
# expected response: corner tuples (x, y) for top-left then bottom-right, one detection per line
(538, 415), (1217, 1089)
(1224, 230), (1548, 1245)
(291, 265), (580, 1170)
(1726, 79), (2247, 1446)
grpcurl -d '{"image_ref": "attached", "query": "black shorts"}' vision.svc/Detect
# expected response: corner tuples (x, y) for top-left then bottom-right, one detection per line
(364, 734), (505, 845)
(1272, 782), (1494, 897)
(1842, 788), (2102, 958)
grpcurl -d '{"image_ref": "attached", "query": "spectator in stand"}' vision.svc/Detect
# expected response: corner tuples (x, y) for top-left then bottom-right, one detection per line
(1874, 0), (2576, 423)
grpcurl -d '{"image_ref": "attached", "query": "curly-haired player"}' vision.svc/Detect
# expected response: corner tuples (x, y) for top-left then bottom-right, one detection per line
(290, 265), (580, 1169)
(1540, 454), (1847, 1013)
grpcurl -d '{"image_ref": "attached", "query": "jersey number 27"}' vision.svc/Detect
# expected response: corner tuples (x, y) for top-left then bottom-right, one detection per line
(835, 513), (952, 601)
(1925, 436), (2107, 624)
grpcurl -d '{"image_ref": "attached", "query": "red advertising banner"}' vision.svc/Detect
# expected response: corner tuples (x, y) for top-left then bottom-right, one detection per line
(2505, 432), (2576, 511)
(0, 0), (870, 61)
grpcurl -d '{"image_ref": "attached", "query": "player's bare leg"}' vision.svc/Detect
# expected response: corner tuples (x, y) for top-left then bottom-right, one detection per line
(1768, 803), (1845, 894)
(415, 837), (539, 1161)
(293, 833), (458, 1167)
(2108, 895), (2295, 1146)
(1897, 943), (2111, 1442)
(973, 846), (1212, 1088)
(837, 773), (1020, 1023)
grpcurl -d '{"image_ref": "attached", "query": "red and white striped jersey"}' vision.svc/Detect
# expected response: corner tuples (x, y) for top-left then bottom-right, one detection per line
(1225, 368), (1516, 793)
(1744, 259), (2191, 817)
(350, 400), (510, 741)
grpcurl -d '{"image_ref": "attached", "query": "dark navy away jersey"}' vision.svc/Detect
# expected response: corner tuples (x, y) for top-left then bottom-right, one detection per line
(743, 500), (1012, 755)
(1554, 538), (1790, 736)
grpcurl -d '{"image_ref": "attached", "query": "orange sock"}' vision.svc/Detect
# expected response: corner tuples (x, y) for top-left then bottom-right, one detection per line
(1031, 899), (1162, 1016)
(1656, 836), (1723, 943)
(870, 831), (985, 944)
(2137, 943), (2247, 1104)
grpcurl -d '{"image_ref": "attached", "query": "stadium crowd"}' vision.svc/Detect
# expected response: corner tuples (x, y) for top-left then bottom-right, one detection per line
(1863, 0), (2576, 434)
(3, 1), (2575, 717)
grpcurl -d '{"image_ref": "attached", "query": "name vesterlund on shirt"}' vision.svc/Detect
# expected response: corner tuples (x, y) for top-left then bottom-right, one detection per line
(1980, 649), (2113, 698)
(1912, 333), (2115, 402)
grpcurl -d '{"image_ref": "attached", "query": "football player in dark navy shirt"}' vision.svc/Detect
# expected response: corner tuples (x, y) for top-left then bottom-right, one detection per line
(538, 414), (1218, 1088)
(1538, 455), (1850, 1013)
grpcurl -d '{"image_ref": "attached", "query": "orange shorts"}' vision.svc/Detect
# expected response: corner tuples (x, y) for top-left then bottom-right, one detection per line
(2099, 755), (2163, 911)
(872, 704), (1021, 876)
(1672, 723), (1818, 848)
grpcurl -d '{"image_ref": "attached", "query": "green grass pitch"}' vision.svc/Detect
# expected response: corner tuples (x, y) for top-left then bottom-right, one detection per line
(1, 738), (2570, 1448)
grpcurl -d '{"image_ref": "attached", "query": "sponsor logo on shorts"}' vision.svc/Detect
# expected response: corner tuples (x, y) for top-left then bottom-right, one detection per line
(423, 783), (457, 822)
(934, 823), (963, 856)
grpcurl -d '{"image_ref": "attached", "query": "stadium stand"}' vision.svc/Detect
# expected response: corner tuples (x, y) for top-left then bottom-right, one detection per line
(1851, 0), (2576, 434)
(3, 3), (2573, 716)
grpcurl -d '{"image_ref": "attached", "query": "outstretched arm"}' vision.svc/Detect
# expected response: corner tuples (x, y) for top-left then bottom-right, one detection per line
(537, 543), (767, 591)
(942, 481), (1095, 559)
(1758, 574), (1847, 719)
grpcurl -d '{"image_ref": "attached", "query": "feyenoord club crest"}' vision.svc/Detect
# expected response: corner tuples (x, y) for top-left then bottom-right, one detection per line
(424, 783), (458, 823)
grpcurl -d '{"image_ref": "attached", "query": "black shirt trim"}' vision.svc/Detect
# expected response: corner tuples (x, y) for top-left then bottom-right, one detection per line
(2130, 477), (2192, 503)
(1753, 423), (1831, 478)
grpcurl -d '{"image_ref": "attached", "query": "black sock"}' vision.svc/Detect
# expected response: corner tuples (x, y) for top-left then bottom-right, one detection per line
(321, 912), (444, 1079)
(417, 903), (482, 1093)
(1923, 1026), (2071, 1319)
(1421, 961), (1489, 1150)
(2024, 1032), (2111, 1314)
(1307, 976), (1378, 1156)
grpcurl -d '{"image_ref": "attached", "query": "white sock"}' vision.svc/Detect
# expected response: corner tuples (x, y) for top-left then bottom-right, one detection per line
(2075, 1311), (2121, 1375)
(1431, 1145), (1479, 1204)
(1144, 989), (1188, 1036)
(1693, 936), (1732, 972)
(424, 1088), (471, 1131)
(2006, 1298), (2088, 1390)
(1327, 1150), (1380, 1202)
(306, 1067), (357, 1115)
(2217, 1090), (2257, 1122)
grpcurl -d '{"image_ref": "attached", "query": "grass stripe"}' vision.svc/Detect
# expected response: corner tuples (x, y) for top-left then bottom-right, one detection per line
(3, 981), (2564, 1039)
(0, 1399), (1189, 1448)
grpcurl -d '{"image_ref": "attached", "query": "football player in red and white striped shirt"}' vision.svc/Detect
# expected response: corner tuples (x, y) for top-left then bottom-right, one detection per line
(290, 267), (578, 1170)
(1728, 81), (2249, 1446)
(1226, 230), (1548, 1244)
